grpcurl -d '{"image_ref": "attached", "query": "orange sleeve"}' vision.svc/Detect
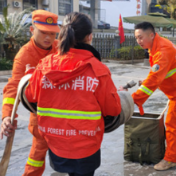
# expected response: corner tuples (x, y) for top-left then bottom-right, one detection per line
(132, 51), (171, 107)
(25, 69), (42, 103)
(95, 73), (121, 117)
(2, 51), (31, 119)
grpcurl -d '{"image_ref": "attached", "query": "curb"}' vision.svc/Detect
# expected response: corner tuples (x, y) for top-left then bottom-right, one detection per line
(102, 59), (150, 69)
(0, 60), (150, 76)
(0, 59), (150, 76)
(102, 59), (145, 64)
(0, 70), (12, 76)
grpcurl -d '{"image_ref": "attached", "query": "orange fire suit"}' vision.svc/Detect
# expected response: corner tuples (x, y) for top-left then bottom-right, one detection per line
(25, 48), (121, 159)
(2, 37), (58, 175)
(132, 33), (176, 163)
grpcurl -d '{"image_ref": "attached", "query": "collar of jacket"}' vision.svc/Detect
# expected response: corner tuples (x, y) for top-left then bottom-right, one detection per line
(74, 43), (101, 61)
(148, 33), (160, 66)
(148, 33), (160, 56)
(30, 36), (57, 58)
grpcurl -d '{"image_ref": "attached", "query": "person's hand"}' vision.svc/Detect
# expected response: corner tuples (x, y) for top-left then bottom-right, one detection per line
(118, 86), (128, 91)
(138, 80), (143, 86)
(0, 117), (17, 139)
(138, 106), (144, 115)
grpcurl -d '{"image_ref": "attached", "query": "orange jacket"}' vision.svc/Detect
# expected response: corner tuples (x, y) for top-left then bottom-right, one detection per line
(132, 33), (176, 108)
(2, 37), (58, 125)
(25, 48), (121, 159)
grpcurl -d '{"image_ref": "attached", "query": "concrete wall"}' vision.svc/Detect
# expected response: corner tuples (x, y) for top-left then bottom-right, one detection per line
(38, 0), (43, 9)
(7, 0), (22, 14)
(90, 0), (100, 28)
(73, 0), (79, 12)
(49, 0), (79, 21)
(49, 0), (58, 15)
(0, 0), (43, 18)
(141, 0), (148, 15)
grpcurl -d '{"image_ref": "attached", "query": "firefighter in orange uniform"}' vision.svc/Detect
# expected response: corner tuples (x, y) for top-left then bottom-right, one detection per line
(24, 12), (121, 176)
(0, 10), (60, 176)
(133, 22), (176, 171)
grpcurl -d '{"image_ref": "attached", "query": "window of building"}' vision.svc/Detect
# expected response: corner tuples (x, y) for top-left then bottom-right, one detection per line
(0, 0), (7, 14)
(23, 0), (38, 10)
(58, 0), (73, 16)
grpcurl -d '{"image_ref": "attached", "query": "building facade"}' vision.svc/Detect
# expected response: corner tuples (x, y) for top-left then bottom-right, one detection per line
(0, 0), (79, 21)
(49, 0), (79, 21)
(0, 0), (103, 27)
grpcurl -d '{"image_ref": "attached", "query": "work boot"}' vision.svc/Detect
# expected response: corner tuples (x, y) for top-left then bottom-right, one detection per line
(154, 159), (176, 171)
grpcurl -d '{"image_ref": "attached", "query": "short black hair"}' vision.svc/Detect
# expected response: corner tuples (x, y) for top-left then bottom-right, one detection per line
(135, 22), (155, 34)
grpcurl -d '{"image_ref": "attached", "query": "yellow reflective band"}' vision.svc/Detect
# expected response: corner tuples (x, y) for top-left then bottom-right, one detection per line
(139, 85), (153, 96)
(165, 68), (176, 79)
(2, 98), (15, 105)
(27, 157), (44, 167)
(37, 107), (101, 120)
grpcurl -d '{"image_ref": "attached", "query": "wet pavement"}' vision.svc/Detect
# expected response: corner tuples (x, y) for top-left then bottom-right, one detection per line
(0, 61), (176, 176)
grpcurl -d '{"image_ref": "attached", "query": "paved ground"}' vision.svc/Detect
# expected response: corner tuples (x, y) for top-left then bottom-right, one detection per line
(0, 61), (176, 176)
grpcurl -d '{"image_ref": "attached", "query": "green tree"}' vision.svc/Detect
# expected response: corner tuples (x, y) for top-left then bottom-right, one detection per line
(0, 5), (35, 60)
(157, 0), (176, 19)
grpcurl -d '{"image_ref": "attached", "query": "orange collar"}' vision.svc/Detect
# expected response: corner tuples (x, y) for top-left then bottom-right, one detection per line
(148, 33), (160, 56)
(30, 36), (53, 56)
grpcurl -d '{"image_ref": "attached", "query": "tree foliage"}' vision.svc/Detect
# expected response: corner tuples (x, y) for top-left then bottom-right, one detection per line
(157, 0), (176, 19)
(0, 5), (35, 44)
(0, 5), (35, 61)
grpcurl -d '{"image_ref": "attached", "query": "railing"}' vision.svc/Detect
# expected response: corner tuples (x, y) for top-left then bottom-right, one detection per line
(1, 31), (176, 62)
(167, 37), (176, 44)
(92, 33), (119, 59)
(121, 36), (138, 47)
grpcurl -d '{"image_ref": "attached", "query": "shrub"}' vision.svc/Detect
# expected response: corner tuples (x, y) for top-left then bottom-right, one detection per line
(134, 45), (146, 59)
(0, 58), (13, 70)
(116, 45), (145, 60)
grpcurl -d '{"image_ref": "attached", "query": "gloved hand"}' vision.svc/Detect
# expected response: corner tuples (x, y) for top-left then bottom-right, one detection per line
(138, 80), (143, 86)
(118, 85), (128, 91)
(131, 92), (144, 115)
(138, 105), (144, 115)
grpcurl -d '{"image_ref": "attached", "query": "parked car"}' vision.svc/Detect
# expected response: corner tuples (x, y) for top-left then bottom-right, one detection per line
(98, 20), (110, 29)
(22, 14), (32, 25)
(57, 20), (62, 26)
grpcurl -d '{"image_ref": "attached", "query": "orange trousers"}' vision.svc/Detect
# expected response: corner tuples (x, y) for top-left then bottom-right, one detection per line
(22, 125), (48, 176)
(164, 100), (176, 163)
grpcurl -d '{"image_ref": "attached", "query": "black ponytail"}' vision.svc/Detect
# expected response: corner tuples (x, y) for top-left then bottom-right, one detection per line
(58, 12), (92, 55)
(58, 24), (75, 55)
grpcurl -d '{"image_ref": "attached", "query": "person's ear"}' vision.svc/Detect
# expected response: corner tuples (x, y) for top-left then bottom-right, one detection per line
(88, 33), (93, 42)
(30, 25), (34, 35)
(84, 33), (93, 44)
(151, 32), (155, 40)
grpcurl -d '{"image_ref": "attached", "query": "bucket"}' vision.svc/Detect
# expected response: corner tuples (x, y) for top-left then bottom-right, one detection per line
(124, 111), (165, 165)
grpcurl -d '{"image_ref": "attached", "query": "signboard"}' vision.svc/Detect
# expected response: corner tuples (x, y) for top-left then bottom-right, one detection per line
(136, 0), (141, 15)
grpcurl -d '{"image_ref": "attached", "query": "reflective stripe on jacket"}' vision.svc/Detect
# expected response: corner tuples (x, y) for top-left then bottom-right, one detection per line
(25, 48), (121, 159)
(132, 33), (176, 106)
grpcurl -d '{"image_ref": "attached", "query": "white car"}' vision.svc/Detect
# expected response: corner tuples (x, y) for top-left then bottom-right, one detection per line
(21, 14), (32, 25)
